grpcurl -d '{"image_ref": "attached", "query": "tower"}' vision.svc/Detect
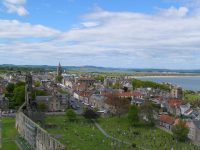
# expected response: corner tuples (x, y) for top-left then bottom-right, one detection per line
(57, 62), (62, 76)
(25, 72), (33, 110)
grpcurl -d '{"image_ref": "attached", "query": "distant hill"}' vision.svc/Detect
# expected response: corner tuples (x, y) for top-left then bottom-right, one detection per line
(0, 64), (200, 74)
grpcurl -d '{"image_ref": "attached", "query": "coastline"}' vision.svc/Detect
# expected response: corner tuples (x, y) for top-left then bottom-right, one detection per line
(134, 75), (200, 78)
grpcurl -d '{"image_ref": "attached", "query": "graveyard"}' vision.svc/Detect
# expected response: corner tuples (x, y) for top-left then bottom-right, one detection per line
(45, 115), (198, 150)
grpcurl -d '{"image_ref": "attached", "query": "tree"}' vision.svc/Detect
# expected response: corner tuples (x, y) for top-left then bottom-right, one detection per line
(38, 102), (47, 112)
(56, 76), (63, 83)
(13, 85), (25, 106)
(66, 109), (77, 121)
(105, 93), (130, 117)
(34, 81), (41, 87)
(83, 109), (99, 120)
(6, 83), (15, 93)
(128, 105), (139, 126)
(15, 81), (25, 87)
(172, 120), (189, 141)
(139, 102), (155, 126)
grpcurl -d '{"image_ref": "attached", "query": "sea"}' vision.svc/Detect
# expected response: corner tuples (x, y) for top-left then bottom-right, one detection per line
(134, 76), (200, 91)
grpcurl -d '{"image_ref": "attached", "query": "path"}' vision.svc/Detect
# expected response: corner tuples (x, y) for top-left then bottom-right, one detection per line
(92, 119), (148, 150)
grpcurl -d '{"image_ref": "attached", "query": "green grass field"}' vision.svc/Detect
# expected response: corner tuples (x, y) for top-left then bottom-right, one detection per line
(1, 117), (19, 150)
(45, 116), (132, 150)
(98, 116), (198, 150)
(46, 115), (198, 150)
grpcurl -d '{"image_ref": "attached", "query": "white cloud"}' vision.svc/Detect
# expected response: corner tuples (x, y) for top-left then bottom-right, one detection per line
(81, 22), (99, 28)
(159, 6), (189, 17)
(2, 5), (200, 69)
(0, 20), (60, 38)
(2, 0), (29, 16)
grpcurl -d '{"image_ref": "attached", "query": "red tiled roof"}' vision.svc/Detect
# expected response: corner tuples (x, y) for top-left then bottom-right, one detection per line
(103, 92), (144, 97)
(160, 115), (175, 125)
(168, 99), (182, 108)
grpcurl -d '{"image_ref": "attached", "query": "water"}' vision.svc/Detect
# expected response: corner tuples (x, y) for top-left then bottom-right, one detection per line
(135, 76), (200, 91)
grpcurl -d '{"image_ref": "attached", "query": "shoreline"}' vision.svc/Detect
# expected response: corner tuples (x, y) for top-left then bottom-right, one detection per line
(134, 75), (200, 78)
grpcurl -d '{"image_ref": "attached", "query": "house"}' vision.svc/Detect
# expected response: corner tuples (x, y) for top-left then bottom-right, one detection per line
(0, 95), (9, 110)
(180, 103), (191, 115)
(131, 98), (145, 106)
(159, 114), (175, 130)
(167, 99), (182, 116)
(102, 91), (144, 99)
(170, 86), (183, 99)
(73, 91), (95, 103)
(89, 94), (106, 110)
(35, 96), (61, 112)
(187, 120), (200, 143)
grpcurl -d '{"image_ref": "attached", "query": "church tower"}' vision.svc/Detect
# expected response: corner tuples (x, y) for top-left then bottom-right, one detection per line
(57, 62), (62, 76)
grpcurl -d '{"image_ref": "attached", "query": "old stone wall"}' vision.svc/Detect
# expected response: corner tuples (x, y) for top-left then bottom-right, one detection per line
(16, 112), (65, 150)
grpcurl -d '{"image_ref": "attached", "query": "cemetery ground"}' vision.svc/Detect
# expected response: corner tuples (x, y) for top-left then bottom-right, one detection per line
(46, 115), (198, 150)
(0, 117), (20, 150)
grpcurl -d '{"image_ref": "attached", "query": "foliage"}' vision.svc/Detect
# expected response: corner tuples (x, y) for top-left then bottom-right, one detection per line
(66, 109), (77, 121)
(132, 79), (170, 91)
(94, 75), (105, 82)
(56, 75), (63, 83)
(184, 91), (200, 107)
(105, 93), (130, 117)
(6, 83), (15, 93)
(15, 81), (25, 87)
(38, 102), (47, 112)
(32, 90), (49, 99)
(83, 108), (99, 120)
(139, 102), (155, 126)
(128, 105), (139, 126)
(34, 81), (41, 87)
(110, 82), (121, 89)
(172, 120), (189, 141)
(13, 85), (25, 106)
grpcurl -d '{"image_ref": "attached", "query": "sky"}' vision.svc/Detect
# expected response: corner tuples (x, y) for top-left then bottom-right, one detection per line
(1, 0), (200, 69)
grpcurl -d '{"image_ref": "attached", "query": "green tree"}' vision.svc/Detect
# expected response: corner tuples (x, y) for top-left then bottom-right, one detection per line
(6, 83), (15, 93)
(128, 105), (139, 126)
(83, 109), (99, 120)
(15, 81), (25, 87)
(34, 81), (41, 87)
(66, 109), (77, 121)
(32, 90), (48, 99)
(38, 102), (47, 112)
(139, 102), (155, 126)
(13, 85), (25, 106)
(172, 120), (189, 141)
(56, 76), (63, 83)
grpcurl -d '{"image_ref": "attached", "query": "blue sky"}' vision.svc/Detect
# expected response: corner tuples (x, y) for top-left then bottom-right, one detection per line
(0, 0), (200, 69)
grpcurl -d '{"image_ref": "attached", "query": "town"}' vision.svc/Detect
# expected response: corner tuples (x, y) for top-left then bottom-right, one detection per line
(0, 63), (200, 150)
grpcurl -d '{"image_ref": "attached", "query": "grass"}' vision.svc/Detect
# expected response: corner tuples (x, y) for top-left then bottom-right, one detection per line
(98, 116), (198, 150)
(0, 117), (20, 150)
(45, 116), (132, 150)
(46, 115), (198, 150)
(184, 93), (200, 102)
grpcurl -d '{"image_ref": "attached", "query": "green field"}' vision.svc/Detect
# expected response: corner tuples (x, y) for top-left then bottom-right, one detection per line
(98, 116), (198, 150)
(45, 116), (132, 150)
(46, 115), (198, 150)
(1, 117), (19, 150)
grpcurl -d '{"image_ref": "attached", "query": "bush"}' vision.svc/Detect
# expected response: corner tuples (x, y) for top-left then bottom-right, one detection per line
(83, 109), (99, 120)
(66, 109), (77, 121)
(128, 105), (139, 126)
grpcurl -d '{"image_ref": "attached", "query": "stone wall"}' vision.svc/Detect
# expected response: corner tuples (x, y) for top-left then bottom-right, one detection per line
(16, 112), (65, 150)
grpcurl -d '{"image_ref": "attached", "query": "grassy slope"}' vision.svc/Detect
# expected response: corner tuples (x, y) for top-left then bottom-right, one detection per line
(1, 117), (19, 150)
(46, 116), (132, 150)
(98, 116), (197, 150)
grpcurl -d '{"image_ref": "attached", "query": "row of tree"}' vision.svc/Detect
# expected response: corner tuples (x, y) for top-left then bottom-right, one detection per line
(132, 79), (170, 91)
